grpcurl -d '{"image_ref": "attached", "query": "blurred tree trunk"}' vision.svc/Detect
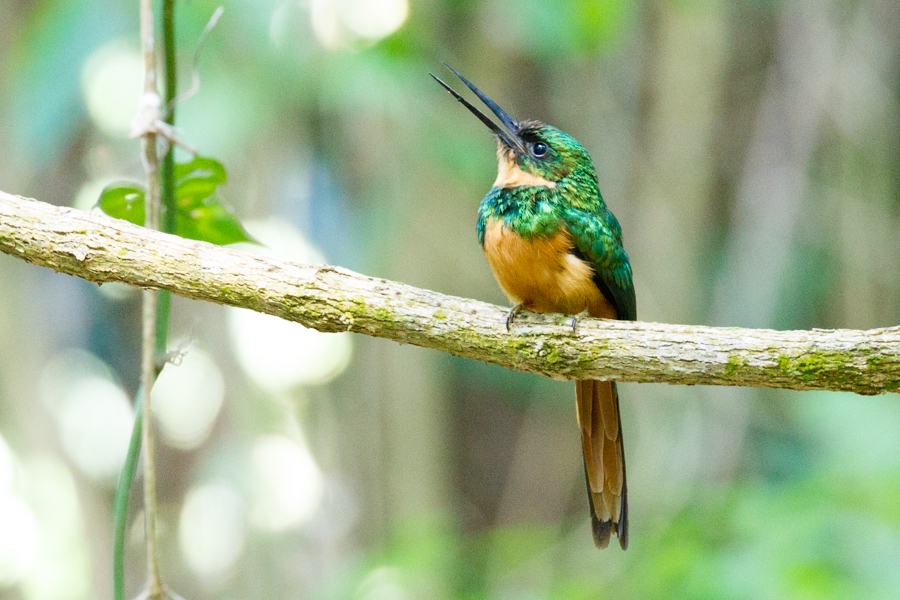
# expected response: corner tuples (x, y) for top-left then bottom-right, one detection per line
(629, 0), (727, 325)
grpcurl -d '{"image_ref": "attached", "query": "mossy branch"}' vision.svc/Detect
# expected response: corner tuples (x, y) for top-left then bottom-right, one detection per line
(2, 191), (900, 395)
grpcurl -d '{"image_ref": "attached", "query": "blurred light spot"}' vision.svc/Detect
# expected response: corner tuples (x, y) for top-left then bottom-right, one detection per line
(310, 0), (408, 49)
(251, 435), (323, 531)
(41, 350), (134, 483)
(40, 349), (116, 412)
(236, 218), (326, 264)
(310, 0), (342, 47)
(356, 567), (410, 600)
(0, 495), (39, 586)
(270, 1), (305, 48)
(0, 435), (15, 492)
(228, 219), (352, 391)
(341, 0), (407, 39)
(270, 2), (289, 46)
(57, 377), (134, 481)
(0, 439), (39, 588)
(179, 482), (245, 580)
(23, 460), (81, 531)
(229, 309), (352, 390)
(153, 346), (225, 450)
(81, 41), (143, 136)
(20, 458), (90, 600)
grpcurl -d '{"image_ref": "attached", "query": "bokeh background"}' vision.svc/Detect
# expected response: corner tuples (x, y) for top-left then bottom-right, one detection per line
(2, 0), (900, 598)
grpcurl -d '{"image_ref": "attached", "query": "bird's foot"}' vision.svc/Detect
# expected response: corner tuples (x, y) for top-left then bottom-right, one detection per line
(570, 310), (590, 334)
(506, 303), (525, 331)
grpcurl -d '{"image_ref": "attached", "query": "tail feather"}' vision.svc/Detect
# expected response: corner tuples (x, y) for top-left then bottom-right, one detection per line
(576, 379), (628, 550)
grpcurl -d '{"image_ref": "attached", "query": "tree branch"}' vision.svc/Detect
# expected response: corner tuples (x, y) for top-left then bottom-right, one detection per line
(2, 191), (899, 395)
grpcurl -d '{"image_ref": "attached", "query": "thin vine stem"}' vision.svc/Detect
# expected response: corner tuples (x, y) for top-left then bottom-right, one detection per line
(113, 0), (178, 597)
(136, 0), (165, 595)
(113, 398), (144, 600)
(140, 288), (162, 597)
(156, 0), (176, 365)
(160, 0), (177, 242)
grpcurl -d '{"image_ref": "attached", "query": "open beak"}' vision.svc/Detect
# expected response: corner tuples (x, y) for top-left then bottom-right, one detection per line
(431, 64), (526, 155)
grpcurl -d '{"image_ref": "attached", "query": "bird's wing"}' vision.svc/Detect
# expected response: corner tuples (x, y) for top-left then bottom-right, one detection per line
(564, 207), (636, 321)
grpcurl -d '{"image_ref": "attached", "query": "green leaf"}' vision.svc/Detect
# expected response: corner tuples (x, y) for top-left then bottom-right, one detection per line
(178, 196), (256, 246)
(98, 183), (146, 226)
(97, 156), (255, 246)
(174, 156), (254, 245)
(174, 156), (228, 206)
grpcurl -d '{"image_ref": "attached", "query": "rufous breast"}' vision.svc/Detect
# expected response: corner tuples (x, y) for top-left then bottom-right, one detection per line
(481, 218), (615, 318)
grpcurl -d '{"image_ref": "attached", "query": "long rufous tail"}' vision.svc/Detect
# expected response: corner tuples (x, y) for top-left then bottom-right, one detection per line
(576, 379), (628, 549)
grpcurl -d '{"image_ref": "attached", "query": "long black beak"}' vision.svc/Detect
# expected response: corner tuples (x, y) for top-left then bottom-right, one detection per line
(431, 64), (525, 154)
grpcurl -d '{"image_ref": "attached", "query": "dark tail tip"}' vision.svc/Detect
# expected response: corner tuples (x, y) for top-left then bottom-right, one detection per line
(618, 489), (629, 550)
(617, 522), (629, 550)
(592, 516), (612, 549)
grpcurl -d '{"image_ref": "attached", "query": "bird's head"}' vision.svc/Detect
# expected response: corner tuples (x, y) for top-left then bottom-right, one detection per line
(433, 65), (596, 191)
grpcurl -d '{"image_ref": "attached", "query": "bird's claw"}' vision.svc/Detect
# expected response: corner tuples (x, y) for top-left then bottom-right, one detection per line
(506, 303), (525, 331)
(570, 310), (589, 334)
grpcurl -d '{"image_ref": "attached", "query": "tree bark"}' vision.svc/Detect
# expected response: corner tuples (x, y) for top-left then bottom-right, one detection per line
(2, 191), (899, 394)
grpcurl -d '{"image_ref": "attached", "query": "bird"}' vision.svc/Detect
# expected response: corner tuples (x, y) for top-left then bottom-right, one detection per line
(433, 65), (636, 549)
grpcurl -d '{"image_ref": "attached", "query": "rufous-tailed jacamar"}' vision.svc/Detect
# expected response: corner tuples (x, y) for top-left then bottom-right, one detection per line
(434, 65), (636, 549)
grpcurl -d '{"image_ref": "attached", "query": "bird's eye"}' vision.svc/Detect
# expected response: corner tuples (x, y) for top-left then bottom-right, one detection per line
(532, 142), (549, 158)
